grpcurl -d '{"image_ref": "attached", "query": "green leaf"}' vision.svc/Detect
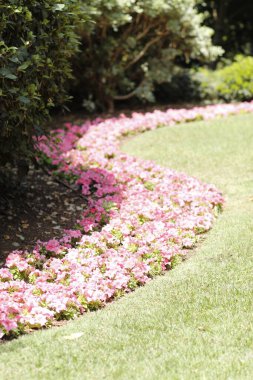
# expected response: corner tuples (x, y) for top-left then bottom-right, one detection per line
(0, 68), (17, 80)
(52, 4), (65, 11)
(9, 57), (20, 63)
(5, 73), (17, 80)
(18, 61), (31, 71)
(18, 96), (30, 104)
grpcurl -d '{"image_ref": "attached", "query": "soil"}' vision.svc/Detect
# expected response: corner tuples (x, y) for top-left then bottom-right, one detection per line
(49, 101), (199, 128)
(0, 166), (85, 266)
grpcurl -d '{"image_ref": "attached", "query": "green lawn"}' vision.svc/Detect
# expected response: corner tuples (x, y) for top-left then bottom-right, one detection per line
(1, 113), (253, 380)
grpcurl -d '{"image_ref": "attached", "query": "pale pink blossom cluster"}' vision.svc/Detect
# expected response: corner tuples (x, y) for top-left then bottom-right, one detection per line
(1, 101), (253, 338)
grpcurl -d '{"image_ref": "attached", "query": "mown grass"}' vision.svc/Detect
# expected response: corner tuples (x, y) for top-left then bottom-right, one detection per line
(1, 113), (253, 380)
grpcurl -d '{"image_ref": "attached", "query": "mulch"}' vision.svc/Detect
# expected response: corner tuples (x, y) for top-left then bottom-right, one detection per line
(0, 167), (85, 266)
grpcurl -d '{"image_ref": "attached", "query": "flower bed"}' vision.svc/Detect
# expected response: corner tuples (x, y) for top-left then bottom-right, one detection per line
(1, 102), (253, 339)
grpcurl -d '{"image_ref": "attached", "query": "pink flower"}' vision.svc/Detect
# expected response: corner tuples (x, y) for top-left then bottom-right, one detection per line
(10, 101), (253, 337)
(45, 239), (61, 253)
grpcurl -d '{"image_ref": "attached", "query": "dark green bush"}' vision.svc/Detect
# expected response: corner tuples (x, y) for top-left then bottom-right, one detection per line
(72, 0), (222, 111)
(196, 56), (253, 102)
(0, 1), (82, 168)
(155, 71), (201, 104)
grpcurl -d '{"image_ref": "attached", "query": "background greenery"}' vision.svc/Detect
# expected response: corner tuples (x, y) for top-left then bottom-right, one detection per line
(196, 55), (253, 103)
(71, 0), (221, 111)
(198, 0), (253, 57)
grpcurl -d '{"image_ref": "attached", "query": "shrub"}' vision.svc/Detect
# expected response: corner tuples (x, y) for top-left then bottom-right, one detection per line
(0, 1), (83, 169)
(194, 68), (221, 103)
(72, 0), (222, 111)
(155, 71), (201, 104)
(216, 56), (253, 101)
(196, 56), (253, 102)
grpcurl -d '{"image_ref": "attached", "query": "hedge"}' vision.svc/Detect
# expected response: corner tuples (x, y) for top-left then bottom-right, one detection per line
(0, 1), (83, 168)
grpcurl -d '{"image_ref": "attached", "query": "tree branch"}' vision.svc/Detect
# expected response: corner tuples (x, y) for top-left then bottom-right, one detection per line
(125, 34), (164, 70)
(113, 79), (145, 100)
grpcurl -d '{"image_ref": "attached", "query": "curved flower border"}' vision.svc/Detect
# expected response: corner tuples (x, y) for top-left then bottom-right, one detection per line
(1, 102), (253, 338)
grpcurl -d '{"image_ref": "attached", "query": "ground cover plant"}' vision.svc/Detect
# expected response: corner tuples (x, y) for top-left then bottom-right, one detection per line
(1, 112), (253, 379)
(1, 102), (253, 339)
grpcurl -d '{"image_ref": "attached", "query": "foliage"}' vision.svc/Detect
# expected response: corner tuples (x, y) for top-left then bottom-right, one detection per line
(155, 71), (201, 103)
(216, 56), (253, 101)
(196, 56), (253, 102)
(198, 0), (253, 57)
(0, 1), (83, 168)
(194, 68), (221, 103)
(72, 0), (222, 111)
